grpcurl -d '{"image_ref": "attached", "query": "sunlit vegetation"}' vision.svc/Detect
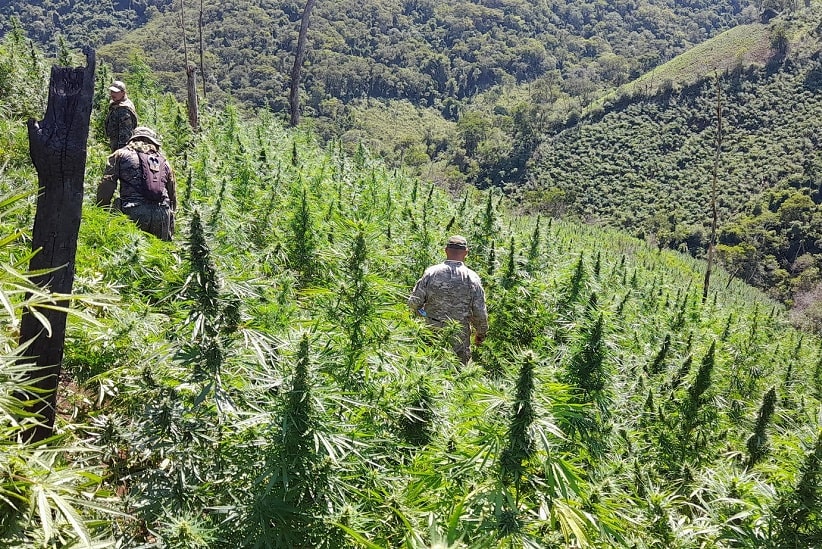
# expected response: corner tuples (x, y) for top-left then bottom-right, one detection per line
(1, 0), (765, 181)
(520, 6), (822, 309)
(0, 34), (820, 547)
(2, 2), (819, 312)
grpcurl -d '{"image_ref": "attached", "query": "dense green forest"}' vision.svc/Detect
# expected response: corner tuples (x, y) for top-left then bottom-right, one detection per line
(0, 0), (770, 179)
(1, 28), (822, 548)
(0, 0), (764, 107)
(519, 53), (822, 306)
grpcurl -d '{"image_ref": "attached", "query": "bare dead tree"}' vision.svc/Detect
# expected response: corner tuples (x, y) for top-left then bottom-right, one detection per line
(186, 65), (199, 130)
(181, 0), (199, 130)
(703, 75), (722, 304)
(289, 0), (318, 127)
(199, 0), (207, 99)
(21, 49), (95, 443)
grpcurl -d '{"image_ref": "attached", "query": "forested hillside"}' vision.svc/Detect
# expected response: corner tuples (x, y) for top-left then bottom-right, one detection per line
(2, 2), (817, 189)
(517, 6), (821, 317)
(0, 0), (167, 47)
(1, 0), (766, 182)
(1, 31), (821, 548)
(1, 0), (761, 108)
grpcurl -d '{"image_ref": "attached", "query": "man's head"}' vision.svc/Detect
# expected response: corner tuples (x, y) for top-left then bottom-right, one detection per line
(445, 235), (469, 261)
(108, 80), (127, 102)
(128, 126), (161, 148)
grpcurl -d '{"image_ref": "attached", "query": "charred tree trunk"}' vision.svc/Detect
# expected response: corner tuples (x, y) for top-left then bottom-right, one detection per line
(186, 65), (199, 130)
(21, 49), (95, 443)
(289, 0), (317, 127)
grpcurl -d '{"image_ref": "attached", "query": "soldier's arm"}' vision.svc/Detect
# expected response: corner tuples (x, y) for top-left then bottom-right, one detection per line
(165, 162), (177, 211)
(116, 108), (135, 148)
(408, 273), (430, 314)
(470, 281), (489, 339)
(96, 153), (119, 207)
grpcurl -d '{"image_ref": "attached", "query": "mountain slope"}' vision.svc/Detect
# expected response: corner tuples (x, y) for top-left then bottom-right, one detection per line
(0, 0), (797, 195)
(519, 6), (822, 303)
(1, 32), (821, 546)
(3, 2), (818, 304)
(1, 0), (760, 109)
(594, 7), (822, 107)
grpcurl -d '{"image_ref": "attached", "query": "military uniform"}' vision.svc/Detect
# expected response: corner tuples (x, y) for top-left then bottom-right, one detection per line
(105, 98), (138, 152)
(97, 128), (177, 241)
(408, 256), (488, 363)
(104, 83), (138, 152)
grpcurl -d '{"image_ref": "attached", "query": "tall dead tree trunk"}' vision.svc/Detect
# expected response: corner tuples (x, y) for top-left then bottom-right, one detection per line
(186, 65), (199, 130)
(702, 75), (722, 304)
(289, 0), (317, 127)
(181, 0), (199, 130)
(21, 48), (95, 443)
(199, 0), (207, 99)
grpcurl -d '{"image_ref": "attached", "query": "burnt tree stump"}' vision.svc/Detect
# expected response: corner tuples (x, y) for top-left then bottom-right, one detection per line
(20, 49), (95, 443)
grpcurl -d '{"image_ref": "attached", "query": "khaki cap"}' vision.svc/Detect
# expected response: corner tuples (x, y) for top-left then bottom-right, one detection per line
(446, 235), (468, 249)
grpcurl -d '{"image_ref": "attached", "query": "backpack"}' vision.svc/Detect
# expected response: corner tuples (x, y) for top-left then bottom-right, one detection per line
(136, 150), (168, 203)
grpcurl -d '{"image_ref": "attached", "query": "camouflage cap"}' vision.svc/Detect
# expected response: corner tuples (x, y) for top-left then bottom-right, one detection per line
(109, 80), (127, 93)
(129, 126), (161, 147)
(446, 235), (468, 249)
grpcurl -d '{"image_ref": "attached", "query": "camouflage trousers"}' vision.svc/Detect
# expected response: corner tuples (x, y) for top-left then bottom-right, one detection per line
(425, 318), (472, 364)
(123, 203), (174, 241)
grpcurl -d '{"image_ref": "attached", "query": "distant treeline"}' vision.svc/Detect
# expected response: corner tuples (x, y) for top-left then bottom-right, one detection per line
(2, 0), (759, 112)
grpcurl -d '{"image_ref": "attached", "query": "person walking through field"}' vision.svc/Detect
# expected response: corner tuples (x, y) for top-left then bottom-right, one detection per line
(104, 80), (138, 152)
(96, 126), (177, 241)
(408, 235), (488, 363)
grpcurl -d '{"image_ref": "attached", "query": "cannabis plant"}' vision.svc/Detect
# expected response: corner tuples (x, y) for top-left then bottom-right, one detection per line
(0, 194), (120, 546)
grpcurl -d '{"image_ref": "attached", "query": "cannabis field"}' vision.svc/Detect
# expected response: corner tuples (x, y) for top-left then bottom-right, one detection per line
(1, 36), (821, 548)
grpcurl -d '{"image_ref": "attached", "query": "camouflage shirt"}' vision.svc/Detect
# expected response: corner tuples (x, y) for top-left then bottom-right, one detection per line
(408, 260), (488, 335)
(96, 141), (177, 210)
(104, 98), (138, 151)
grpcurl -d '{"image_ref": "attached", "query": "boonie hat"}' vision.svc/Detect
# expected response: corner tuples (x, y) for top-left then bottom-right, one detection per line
(109, 80), (127, 93)
(129, 126), (161, 147)
(446, 235), (468, 249)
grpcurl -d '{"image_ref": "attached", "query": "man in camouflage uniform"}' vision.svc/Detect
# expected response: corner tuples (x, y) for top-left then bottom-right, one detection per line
(104, 80), (138, 152)
(409, 235), (488, 363)
(96, 127), (177, 241)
